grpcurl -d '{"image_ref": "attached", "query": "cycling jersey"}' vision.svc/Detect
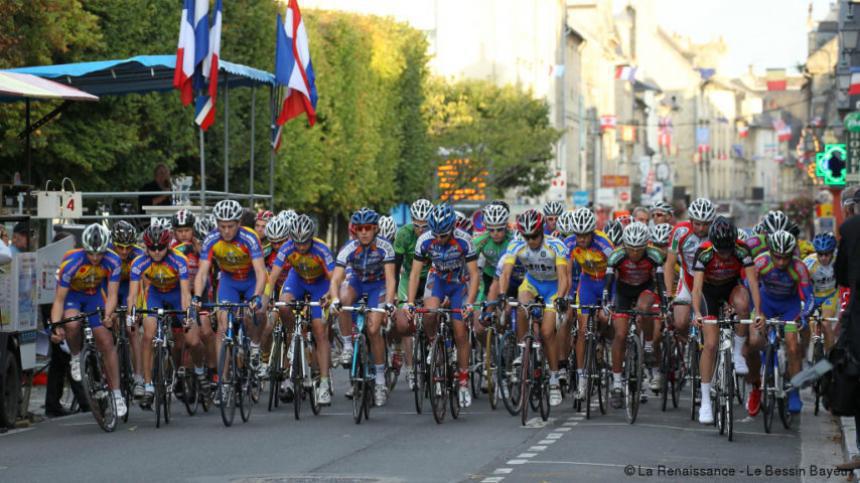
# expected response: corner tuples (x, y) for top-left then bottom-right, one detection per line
(692, 241), (752, 286)
(755, 252), (813, 326)
(274, 238), (334, 283)
(606, 246), (665, 288)
(414, 229), (477, 283)
(803, 253), (836, 297)
(336, 237), (395, 283)
(503, 236), (568, 282)
(200, 227), (263, 280)
(473, 231), (512, 278)
(129, 249), (189, 293)
(745, 233), (768, 259)
(669, 221), (707, 287)
(394, 224), (429, 276)
(57, 249), (122, 295)
(569, 231), (613, 280)
(171, 241), (200, 279)
(562, 235), (581, 296)
(111, 243), (145, 303)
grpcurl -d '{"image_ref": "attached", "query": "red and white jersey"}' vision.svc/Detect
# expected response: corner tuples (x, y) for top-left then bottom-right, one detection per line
(669, 221), (707, 287)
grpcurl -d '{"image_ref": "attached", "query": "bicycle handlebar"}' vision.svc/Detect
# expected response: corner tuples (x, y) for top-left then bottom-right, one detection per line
(273, 301), (323, 308)
(341, 305), (389, 314)
(45, 310), (103, 329)
(412, 307), (461, 315)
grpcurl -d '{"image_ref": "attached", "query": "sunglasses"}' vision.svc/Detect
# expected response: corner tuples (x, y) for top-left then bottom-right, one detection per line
(148, 244), (168, 252)
(524, 233), (541, 241)
(113, 244), (134, 249)
(772, 253), (792, 261)
(355, 224), (375, 233)
(488, 227), (507, 233)
(434, 232), (452, 239)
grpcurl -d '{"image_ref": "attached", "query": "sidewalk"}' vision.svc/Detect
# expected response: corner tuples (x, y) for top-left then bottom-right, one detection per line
(839, 416), (860, 482)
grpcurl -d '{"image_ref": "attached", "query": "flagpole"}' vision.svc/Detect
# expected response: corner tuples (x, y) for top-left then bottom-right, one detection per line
(223, 80), (229, 193)
(269, 85), (276, 211)
(249, 86), (256, 208)
(199, 126), (207, 209)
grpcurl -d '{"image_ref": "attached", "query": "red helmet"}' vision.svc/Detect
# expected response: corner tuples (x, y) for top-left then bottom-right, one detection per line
(256, 210), (274, 222)
(516, 209), (544, 237)
(142, 224), (172, 249)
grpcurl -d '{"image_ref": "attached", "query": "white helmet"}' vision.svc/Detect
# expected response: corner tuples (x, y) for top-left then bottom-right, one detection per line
(570, 207), (597, 235)
(736, 228), (749, 242)
(265, 216), (291, 243)
(278, 209), (297, 222)
(378, 215), (397, 240)
(213, 199), (243, 221)
(483, 203), (509, 227)
(768, 230), (796, 256)
(290, 214), (316, 244)
(542, 200), (565, 217)
(623, 221), (650, 247)
(651, 223), (673, 245)
(763, 210), (789, 234)
(650, 200), (672, 214)
(557, 210), (577, 236)
(410, 199), (433, 222)
(688, 198), (716, 222)
(82, 223), (111, 254)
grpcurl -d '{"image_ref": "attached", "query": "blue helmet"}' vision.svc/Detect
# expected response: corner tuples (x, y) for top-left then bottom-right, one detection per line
(350, 207), (379, 226)
(428, 203), (456, 235)
(812, 232), (836, 254)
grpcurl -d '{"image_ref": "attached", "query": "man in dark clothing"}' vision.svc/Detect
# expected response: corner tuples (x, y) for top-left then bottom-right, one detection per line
(138, 163), (172, 211)
(834, 192), (860, 464)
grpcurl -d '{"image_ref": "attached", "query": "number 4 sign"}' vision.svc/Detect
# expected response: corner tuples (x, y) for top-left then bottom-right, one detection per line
(34, 179), (82, 219)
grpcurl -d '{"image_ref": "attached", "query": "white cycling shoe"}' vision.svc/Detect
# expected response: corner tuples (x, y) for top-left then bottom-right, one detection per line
(698, 404), (714, 425)
(70, 356), (82, 382)
(115, 393), (128, 418)
(458, 385), (472, 408)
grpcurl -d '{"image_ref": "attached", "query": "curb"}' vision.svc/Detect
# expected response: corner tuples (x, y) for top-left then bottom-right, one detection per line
(840, 416), (860, 482)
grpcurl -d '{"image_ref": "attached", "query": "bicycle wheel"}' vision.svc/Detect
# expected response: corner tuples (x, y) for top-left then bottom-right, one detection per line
(60, 371), (80, 414)
(671, 337), (682, 409)
(762, 344), (775, 434)
(726, 353), (735, 441)
(430, 336), (448, 424)
(688, 339), (700, 421)
(292, 337), (303, 421)
(182, 366), (199, 416)
(778, 377), (792, 429)
(268, 333), (283, 412)
(625, 336), (643, 424)
(450, 358), (461, 420)
(154, 346), (164, 428)
(538, 356), (550, 421)
(715, 352), (725, 435)
(470, 332), (483, 399)
(486, 329), (497, 410)
(660, 334), (671, 412)
(116, 338), (133, 423)
(352, 334), (366, 424)
(239, 351), (254, 424)
(81, 347), (117, 433)
(309, 372), (321, 416)
(413, 329), (426, 414)
(519, 336), (532, 426)
(584, 337), (596, 419)
(217, 342), (237, 427)
(163, 348), (175, 425)
(599, 342), (609, 415)
(499, 332), (520, 416)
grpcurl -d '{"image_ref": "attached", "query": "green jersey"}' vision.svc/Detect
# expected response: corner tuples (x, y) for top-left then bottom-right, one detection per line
(394, 223), (429, 300)
(473, 231), (512, 278)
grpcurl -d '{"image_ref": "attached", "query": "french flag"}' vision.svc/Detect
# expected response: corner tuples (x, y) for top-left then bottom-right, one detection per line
(614, 65), (637, 82)
(849, 66), (860, 96)
(196, 0), (222, 130)
(172, 0), (196, 106)
(275, 0), (318, 135)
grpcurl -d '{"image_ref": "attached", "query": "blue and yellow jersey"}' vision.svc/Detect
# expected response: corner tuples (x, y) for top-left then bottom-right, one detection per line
(200, 226), (263, 280)
(273, 238), (335, 283)
(57, 249), (122, 295)
(569, 231), (614, 280)
(109, 244), (145, 283)
(803, 253), (836, 298)
(503, 236), (568, 282)
(129, 249), (189, 293)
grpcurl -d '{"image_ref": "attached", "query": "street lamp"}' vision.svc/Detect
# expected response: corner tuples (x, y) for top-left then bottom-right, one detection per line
(838, 69), (851, 90)
(841, 24), (860, 54)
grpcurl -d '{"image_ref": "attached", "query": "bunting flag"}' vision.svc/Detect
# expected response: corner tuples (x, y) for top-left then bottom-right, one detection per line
(599, 114), (617, 131)
(738, 124), (749, 138)
(696, 67), (716, 81)
(773, 118), (792, 142)
(614, 65), (637, 82)
(658, 116), (673, 150)
(766, 68), (787, 91)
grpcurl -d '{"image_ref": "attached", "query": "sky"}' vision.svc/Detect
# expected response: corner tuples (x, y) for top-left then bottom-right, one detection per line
(651, 0), (834, 76)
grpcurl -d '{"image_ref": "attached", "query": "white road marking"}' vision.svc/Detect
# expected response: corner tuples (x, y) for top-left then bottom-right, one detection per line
(506, 459), (527, 465)
(528, 446), (547, 451)
(517, 453), (537, 458)
(493, 468), (513, 474)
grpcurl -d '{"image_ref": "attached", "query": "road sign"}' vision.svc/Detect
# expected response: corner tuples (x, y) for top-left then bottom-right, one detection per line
(572, 190), (589, 206)
(601, 175), (629, 188)
(618, 187), (631, 204)
(816, 144), (847, 186)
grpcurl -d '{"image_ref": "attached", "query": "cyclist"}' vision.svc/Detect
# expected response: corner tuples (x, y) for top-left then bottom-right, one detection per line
(49, 223), (126, 417)
(650, 200), (674, 226)
(193, 199), (268, 400)
(746, 210), (789, 259)
(664, 198), (715, 346)
(393, 199), (433, 388)
(170, 208), (206, 397)
(556, 209), (580, 388)
(254, 210), (274, 242)
(804, 232), (839, 351)
(127, 224), (200, 407)
(330, 208), (397, 406)
(264, 214), (335, 405)
(379, 215), (397, 243)
(603, 222), (667, 408)
(110, 220), (145, 399)
(543, 200), (565, 236)
(746, 230), (813, 416)
(498, 209), (569, 407)
(690, 216), (762, 424)
(603, 219), (624, 247)
(565, 208), (613, 400)
(257, 215), (292, 379)
(650, 223), (673, 254)
(407, 203), (480, 408)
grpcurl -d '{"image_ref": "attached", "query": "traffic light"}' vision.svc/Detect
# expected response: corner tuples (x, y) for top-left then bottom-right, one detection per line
(816, 144), (847, 186)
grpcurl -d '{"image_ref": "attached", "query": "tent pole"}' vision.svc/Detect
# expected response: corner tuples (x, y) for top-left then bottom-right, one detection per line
(223, 80), (229, 193)
(26, 98), (31, 185)
(249, 87), (256, 208)
(199, 127), (206, 209)
(269, 86), (275, 211)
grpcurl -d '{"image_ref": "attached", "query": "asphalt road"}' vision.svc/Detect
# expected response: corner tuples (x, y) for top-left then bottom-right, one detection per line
(0, 370), (847, 483)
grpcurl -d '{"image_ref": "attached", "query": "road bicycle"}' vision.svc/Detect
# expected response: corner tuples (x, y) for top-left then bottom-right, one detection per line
(761, 318), (796, 433)
(113, 306), (134, 423)
(611, 308), (660, 424)
(274, 298), (324, 420)
(414, 306), (463, 424)
(658, 305), (685, 412)
(807, 308), (838, 416)
(506, 298), (555, 426)
(136, 307), (187, 428)
(572, 304), (609, 419)
(341, 298), (388, 424)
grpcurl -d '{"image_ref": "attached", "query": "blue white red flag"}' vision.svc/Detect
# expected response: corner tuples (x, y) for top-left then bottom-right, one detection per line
(195, 0), (222, 130)
(274, 0), (318, 137)
(172, 0), (196, 106)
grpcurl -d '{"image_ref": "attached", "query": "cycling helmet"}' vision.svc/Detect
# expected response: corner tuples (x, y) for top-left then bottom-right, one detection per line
(256, 210), (274, 223)
(570, 207), (597, 235)
(455, 210), (473, 233)
(688, 198), (716, 222)
(213, 199), (243, 221)
(542, 200), (565, 217)
(172, 208), (195, 228)
(812, 232), (837, 253)
(278, 209), (297, 221)
(111, 220), (137, 246)
(753, 222), (767, 235)
(410, 199), (433, 222)
(379, 216), (397, 241)
(650, 200), (673, 214)
(557, 210), (576, 236)
(736, 228), (749, 242)
(483, 203), (509, 227)
(428, 203), (456, 235)
(763, 210), (789, 234)
(489, 199), (510, 213)
(153, 217), (172, 231)
(622, 222), (650, 248)
(768, 230), (796, 256)
(265, 216), (291, 244)
(516, 209), (544, 237)
(290, 214), (316, 243)
(142, 223), (172, 250)
(82, 224), (111, 254)
(708, 216), (736, 250)
(651, 223), (673, 246)
(350, 207), (380, 226)
(194, 214), (216, 240)
(604, 219), (623, 246)
(787, 220), (800, 238)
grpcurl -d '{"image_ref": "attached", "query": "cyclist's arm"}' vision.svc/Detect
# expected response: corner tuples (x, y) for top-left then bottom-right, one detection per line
(407, 259), (424, 305)
(180, 278), (191, 310)
(384, 262), (396, 305)
(555, 261), (568, 299)
(127, 280), (140, 312)
(328, 266), (346, 301)
(498, 261), (514, 296)
(264, 263), (284, 306)
(104, 280), (119, 323)
(603, 267), (615, 304)
(691, 271), (704, 319)
(663, 250), (677, 295)
(194, 258), (212, 298)
(394, 253), (404, 285)
(252, 257), (267, 298)
(655, 266), (667, 305)
(50, 285), (69, 325)
(744, 265), (762, 315)
(466, 259), (480, 306)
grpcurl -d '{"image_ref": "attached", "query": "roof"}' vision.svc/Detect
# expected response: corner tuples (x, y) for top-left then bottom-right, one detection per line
(0, 72), (99, 102)
(2, 55), (274, 96)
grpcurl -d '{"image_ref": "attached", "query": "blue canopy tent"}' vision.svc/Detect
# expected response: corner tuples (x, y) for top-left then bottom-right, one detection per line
(4, 55), (278, 209)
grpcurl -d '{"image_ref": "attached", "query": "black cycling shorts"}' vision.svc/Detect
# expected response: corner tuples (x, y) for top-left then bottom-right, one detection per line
(700, 280), (740, 317)
(614, 282), (657, 312)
